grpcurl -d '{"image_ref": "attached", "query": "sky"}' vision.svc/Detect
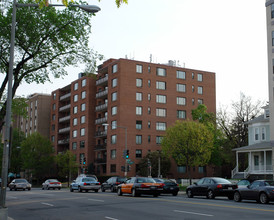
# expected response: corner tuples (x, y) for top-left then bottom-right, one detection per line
(15, 0), (269, 109)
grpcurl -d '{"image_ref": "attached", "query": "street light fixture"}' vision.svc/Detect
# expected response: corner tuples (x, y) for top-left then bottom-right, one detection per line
(0, 1), (100, 219)
(103, 123), (128, 176)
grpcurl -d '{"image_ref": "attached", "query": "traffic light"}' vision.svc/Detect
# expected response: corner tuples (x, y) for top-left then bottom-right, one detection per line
(126, 150), (129, 159)
(80, 158), (82, 165)
(123, 150), (127, 158)
(83, 157), (86, 165)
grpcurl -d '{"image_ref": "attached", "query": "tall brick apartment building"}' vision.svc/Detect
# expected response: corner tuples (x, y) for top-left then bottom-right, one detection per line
(51, 58), (216, 178)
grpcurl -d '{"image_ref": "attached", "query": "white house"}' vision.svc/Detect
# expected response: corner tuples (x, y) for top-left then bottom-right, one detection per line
(231, 106), (274, 179)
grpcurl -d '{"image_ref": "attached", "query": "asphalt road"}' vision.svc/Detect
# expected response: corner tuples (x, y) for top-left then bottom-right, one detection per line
(6, 188), (274, 220)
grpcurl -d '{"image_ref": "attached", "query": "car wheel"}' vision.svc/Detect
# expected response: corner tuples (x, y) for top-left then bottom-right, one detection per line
(259, 192), (269, 204)
(42, 186), (44, 190)
(23, 189), (25, 191)
(94, 189), (98, 193)
(78, 186), (82, 192)
(101, 187), (105, 192)
(85, 190), (89, 192)
(117, 188), (123, 196)
(233, 191), (241, 202)
(70, 187), (74, 192)
(15, 188), (17, 191)
(46, 186), (49, 190)
(186, 189), (193, 198)
(9, 188), (12, 191)
(58, 188), (61, 190)
(172, 192), (178, 196)
(206, 190), (215, 199)
(153, 193), (159, 197)
(28, 188), (31, 191)
(132, 188), (137, 197)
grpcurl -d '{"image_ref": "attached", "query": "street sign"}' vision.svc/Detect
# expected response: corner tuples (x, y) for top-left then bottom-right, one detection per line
(126, 159), (134, 164)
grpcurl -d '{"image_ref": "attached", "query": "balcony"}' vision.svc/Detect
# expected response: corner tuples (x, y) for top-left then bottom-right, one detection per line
(96, 88), (108, 99)
(59, 104), (71, 112)
(58, 138), (69, 145)
(96, 75), (108, 86)
(95, 116), (107, 125)
(95, 130), (107, 138)
(95, 158), (107, 164)
(95, 103), (108, 112)
(59, 127), (70, 134)
(60, 93), (71, 101)
(94, 144), (107, 151)
(59, 115), (71, 123)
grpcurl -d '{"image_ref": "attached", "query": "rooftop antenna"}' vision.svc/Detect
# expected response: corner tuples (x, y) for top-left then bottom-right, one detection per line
(150, 54), (152, 63)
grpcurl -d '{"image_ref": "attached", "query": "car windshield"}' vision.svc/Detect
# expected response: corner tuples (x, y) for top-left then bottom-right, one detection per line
(154, 178), (164, 183)
(15, 179), (27, 183)
(265, 181), (274, 186)
(136, 177), (156, 183)
(49, 179), (58, 182)
(117, 178), (126, 182)
(213, 178), (231, 184)
(82, 177), (96, 182)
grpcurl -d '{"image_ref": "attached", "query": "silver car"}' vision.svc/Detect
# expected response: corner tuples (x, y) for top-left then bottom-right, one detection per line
(70, 175), (101, 193)
(42, 179), (62, 190)
(9, 179), (32, 191)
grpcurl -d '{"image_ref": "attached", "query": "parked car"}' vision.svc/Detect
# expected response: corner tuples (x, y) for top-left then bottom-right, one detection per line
(236, 179), (253, 189)
(42, 179), (62, 190)
(101, 176), (127, 192)
(70, 175), (101, 193)
(234, 180), (274, 204)
(117, 177), (163, 197)
(186, 177), (237, 200)
(153, 178), (179, 196)
(9, 179), (31, 191)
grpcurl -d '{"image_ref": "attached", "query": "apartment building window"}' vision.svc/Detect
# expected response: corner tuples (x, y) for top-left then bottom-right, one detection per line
(53, 93), (56, 100)
(111, 106), (117, 115)
(177, 110), (186, 119)
(111, 135), (117, 144)
(80, 128), (85, 136)
(192, 85), (195, 92)
(192, 72), (195, 79)
(148, 135), (151, 143)
(156, 122), (166, 131)
(148, 121), (151, 128)
(112, 92), (117, 101)
(112, 64), (118, 73)
(81, 103), (86, 111)
(73, 118), (77, 126)
(52, 103), (56, 110)
(112, 78), (118, 88)
(156, 136), (163, 144)
(176, 84), (186, 92)
(136, 120), (142, 129)
(74, 82), (78, 90)
(52, 114), (56, 121)
(254, 128), (259, 141)
(72, 142), (77, 150)
(197, 73), (203, 82)
(199, 166), (206, 173)
(111, 149), (116, 159)
(81, 115), (85, 124)
(198, 99), (203, 104)
(156, 108), (166, 117)
(51, 135), (55, 142)
(73, 106), (78, 114)
(156, 95), (166, 103)
(148, 80), (151, 87)
(177, 166), (186, 173)
(111, 120), (117, 129)
(72, 130), (77, 138)
(148, 107), (151, 115)
(74, 94), (78, 102)
(136, 149), (142, 158)
(136, 135), (142, 144)
(136, 92), (142, 101)
(176, 70), (185, 79)
(80, 141), (85, 148)
(262, 127), (266, 141)
(272, 4), (274, 18)
(156, 68), (166, 76)
(136, 78), (142, 87)
(136, 64), (142, 73)
(192, 98), (195, 105)
(82, 79), (86, 87)
(156, 81), (166, 90)
(198, 86), (203, 94)
(136, 106), (142, 115)
(81, 91), (86, 99)
(110, 164), (116, 173)
(148, 93), (151, 101)
(177, 97), (186, 105)
(148, 66), (151, 73)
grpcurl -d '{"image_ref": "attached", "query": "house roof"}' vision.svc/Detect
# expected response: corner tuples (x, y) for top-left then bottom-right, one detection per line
(233, 141), (274, 152)
(245, 114), (269, 125)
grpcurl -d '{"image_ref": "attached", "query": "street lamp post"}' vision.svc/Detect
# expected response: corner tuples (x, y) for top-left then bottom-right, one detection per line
(0, 1), (100, 219)
(103, 124), (128, 176)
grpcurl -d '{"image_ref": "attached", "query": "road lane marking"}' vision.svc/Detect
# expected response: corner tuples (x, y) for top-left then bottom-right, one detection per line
(174, 209), (213, 217)
(105, 217), (118, 220)
(41, 202), (54, 207)
(7, 196), (17, 199)
(88, 198), (104, 202)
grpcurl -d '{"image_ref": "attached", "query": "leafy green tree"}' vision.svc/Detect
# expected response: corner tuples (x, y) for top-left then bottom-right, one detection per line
(21, 132), (54, 181)
(137, 151), (171, 177)
(161, 120), (213, 183)
(0, 0), (103, 133)
(55, 150), (78, 185)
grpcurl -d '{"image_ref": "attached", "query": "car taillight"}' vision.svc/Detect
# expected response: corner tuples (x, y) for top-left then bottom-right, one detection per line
(217, 184), (223, 189)
(116, 182), (119, 185)
(96, 182), (101, 185)
(84, 182), (87, 186)
(158, 184), (164, 188)
(140, 184), (149, 188)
